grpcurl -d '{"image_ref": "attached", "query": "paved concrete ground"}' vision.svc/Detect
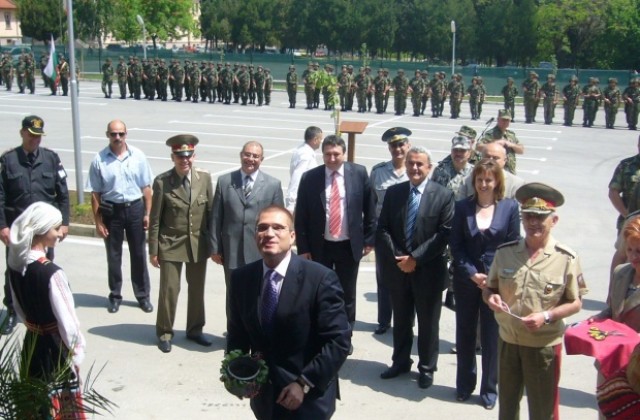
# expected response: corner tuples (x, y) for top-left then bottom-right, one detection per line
(0, 81), (632, 419)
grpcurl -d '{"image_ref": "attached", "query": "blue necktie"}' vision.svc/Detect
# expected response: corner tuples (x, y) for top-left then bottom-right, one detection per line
(406, 187), (420, 250)
(261, 270), (279, 334)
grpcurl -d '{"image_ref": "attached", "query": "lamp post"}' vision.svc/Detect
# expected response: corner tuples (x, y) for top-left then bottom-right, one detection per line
(136, 14), (147, 60)
(451, 20), (456, 78)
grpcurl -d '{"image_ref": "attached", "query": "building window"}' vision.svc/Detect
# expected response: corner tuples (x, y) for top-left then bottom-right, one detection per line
(4, 13), (10, 30)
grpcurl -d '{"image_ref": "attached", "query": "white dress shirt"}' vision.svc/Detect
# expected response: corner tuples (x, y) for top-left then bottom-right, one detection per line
(286, 143), (319, 212)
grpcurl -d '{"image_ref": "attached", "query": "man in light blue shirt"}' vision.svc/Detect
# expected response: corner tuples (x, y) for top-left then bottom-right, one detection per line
(87, 119), (154, 314)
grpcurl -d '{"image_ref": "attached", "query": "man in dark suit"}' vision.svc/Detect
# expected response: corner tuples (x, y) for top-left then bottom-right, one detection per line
(294, 135), (375, 343)
(148, 135), (214, 353)
(228, 205), (351, 420)
(210, 141), (284, 320)
(376, 146), (455, 389)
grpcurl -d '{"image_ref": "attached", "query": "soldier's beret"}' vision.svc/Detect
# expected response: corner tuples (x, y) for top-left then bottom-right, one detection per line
(381, 127), (412, 144)
(516, 182), (564, 215)
(166, 134), (199, 157)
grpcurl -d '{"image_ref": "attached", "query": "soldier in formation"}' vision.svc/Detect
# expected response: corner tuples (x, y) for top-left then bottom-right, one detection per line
(562, 75), (580, 126)
(602, 77), (621, 129)
(101, 58), (114, 98)
(582, 77), (602, 128)
(623, 78), (640, 130)
(539, 74), (559, 125)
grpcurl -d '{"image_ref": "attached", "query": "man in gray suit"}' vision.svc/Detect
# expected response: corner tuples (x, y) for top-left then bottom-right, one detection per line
(210, 141), (284, 320)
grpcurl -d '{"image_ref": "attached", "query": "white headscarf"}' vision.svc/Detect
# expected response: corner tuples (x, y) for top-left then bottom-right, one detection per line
(8, 202), (62, 275)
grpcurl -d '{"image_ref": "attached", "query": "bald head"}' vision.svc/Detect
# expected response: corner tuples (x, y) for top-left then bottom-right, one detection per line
(482, 142), (507, 169)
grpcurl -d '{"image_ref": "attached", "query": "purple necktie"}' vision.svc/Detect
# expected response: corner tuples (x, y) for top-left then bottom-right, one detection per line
(261, 270), (279, 333)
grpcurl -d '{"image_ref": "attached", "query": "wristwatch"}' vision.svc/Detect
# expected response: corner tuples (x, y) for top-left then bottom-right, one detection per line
(543, 311), (551, 325)
(296, 377), (311, 394)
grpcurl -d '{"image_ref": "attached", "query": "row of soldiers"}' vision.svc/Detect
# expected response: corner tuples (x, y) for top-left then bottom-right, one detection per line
(102, 56), (274, 105)
(511, 71), (640, 129)
(1, 53), (37, 94)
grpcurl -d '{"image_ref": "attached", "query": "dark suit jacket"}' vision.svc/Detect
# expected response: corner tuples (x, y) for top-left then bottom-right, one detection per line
(148, 167), (213, 262)
(228, 253), (351, 419)
(375, 180), (455, 291)
(449, 197), (521, 281)
(210, 169), (284, 269)
(294, 163), (375, 262)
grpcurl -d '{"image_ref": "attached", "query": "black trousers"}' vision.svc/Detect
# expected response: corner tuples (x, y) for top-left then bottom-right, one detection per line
(319, 240), (359, 326)
(390, 272), (443, 373)
(4, 247), (54, 309)
(101, 199), (150, 302)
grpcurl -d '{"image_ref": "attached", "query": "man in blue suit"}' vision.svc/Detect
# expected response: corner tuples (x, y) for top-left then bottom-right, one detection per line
(376, 146), (455, 389)
(227, 205), (351, 420)
(294, 135), (376, 350)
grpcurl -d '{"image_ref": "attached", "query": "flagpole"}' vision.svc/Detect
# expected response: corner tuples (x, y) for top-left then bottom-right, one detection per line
(65, 0), (84, 205)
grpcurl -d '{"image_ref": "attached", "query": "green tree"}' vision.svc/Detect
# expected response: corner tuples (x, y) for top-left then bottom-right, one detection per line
(74, 0), (115, 49)
(15, 0), (65, 41)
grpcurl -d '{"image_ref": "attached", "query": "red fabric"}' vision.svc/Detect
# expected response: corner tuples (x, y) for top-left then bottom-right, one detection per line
(565, 319), (640, 379)
(329, 171), (341, 237)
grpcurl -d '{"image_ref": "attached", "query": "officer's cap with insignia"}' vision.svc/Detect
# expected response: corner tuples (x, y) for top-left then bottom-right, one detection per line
(516, 182), (564, 215)
(22, 115), (46, 136)
(456, 125), (477, 140)
(166, 134), (199, 157)
(381, 127), (412, 144)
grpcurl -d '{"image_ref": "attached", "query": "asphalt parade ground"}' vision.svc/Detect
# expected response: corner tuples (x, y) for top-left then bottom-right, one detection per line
(0, 80), (632, 419)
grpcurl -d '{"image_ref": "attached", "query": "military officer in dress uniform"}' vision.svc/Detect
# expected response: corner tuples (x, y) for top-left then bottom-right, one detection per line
(483, 182), (587, 420)
(149, 135), (214, 353)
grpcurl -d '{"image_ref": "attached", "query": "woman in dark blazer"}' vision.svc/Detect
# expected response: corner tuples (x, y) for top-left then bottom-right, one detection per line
(449, 159), (520, 410)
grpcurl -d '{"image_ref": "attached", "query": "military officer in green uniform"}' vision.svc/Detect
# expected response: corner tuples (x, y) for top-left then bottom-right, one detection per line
(477, 109), (525, 175)
(2, 53), (13, 91)
(15, 55), (25, 93)
(126, 56), (135, 98)
(338, 65), (351, 112)
(539, 74), (559, 125)
(286, 65), (297, 108)
(156, 59), (169, 102)
(623, 78), (640, 130)
(609, 137), (640, 231)
(236, 64), (250, 105)
(562, 75), (580, 126)
(420, 70), (429, 115)
(582, 77), (602, 127)
(264, 68), (273, 105)
(408, 69), (425, 117)
(302, 62), (315, 110)
(430, 72), (444, 117)
(603, 78), (622, 129)
(231, 63), (240, 103)
(522, 71), (540, 123)
(149, 134), (214, 353)
(484, 182), (587, 420)
(466, 76), (481, 120)
(130, 57), (142, 100)
(171, 59), (185, 102)
(254, 65), (266, 106)
(199, 61), (208, 102)
(365, 66), (374, 112)
(24, 55), (35, 94)
(477, 76), (487, 119)
(248, 64), (256, 104)
(322, 64), (335, 110)
(216, 63), (224, 102)
(206, 62), (217, 103)
(383, 68), (391, 113)
(221, 62), (234, 104)
(101, 58), (114, 98)
(58, 56), (70, 96)
(313, 62), (321, 108)
(189, 61), (201, 103)
(116, 57), (128, 99)
(392, 69), (409, 116)
(355, 67), (371, 113)
(373, 68), (388, 114)
(501, 77), (518, 121)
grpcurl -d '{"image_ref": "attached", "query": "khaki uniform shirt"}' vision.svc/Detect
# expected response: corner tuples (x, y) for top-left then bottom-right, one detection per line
(488, 237), (588, 347)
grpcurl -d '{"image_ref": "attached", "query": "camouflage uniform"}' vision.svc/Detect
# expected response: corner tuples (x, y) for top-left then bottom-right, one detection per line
(199, 62), (208, 102)
(539, 74), (558, 125)
(145, 60), (158, 100)
(337, 66), (351, 111)
(313, 63), (321, 108)
(449, 74), (464, 119)
(15, 56), (25, 93)
(522, 72), (540, 123)
(189, 62), (201, 103)
(206, 62), (218, 103)
(373, 69), (387, 114)
(502, 78), (518, 121)
(430, 73), (444, 117)
(116, 57), (128, 99)
(237, 64), (251, 105)
(365, 67), (373, 112)
(172, 61), (185, 102)
(408, 70), (425, 117)
(183, 60), (193, 101)
(156, 60), (169, 101)
(101, 58), (114, 98)
(302, 63), (315, 110)
(609, 153), (640, 230)
(254, 66), (266, 106)
(58, 57), (70, 96)
(420, 70), (430, 115)
(248, 65), (256, 104)
(231, 63), (240, 103)
(322, 65), (335, 110)
(431, 159), (473, 197)
(391, 69), (409, 116)
(221, 63), (235, 104)
(467, 77), (481, 120)
(582, 78), (601, 127)
(127, 57), (135, 97)
(216, 63), (224, 102)
(562, 77), (580, 126)
(264, 69), (273, 105)
(623, 79), (640, 130)
(477, 77), (487, 118)
(286, 65), (297, 108)
(479, 127), (521, 174)
(346, 65), (355, 111)
(602, 78), (621, 129)
(440, 72), (449, 116)
(383, 69), (391, 112)
(24, 56), (35, 94)
(355, 68), (370, 113)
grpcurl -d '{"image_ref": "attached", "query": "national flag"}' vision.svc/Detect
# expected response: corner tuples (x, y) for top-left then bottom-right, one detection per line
(43, 34), (59, 86)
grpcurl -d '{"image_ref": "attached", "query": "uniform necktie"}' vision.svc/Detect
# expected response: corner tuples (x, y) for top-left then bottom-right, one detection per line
(183, 176), (191, 201)
(329, 171), (342, 237)
(261, 270), (279, 334)
(406, 187), (420, 250)
(27, 153), (35, 165)
(244, 175), (253, 198)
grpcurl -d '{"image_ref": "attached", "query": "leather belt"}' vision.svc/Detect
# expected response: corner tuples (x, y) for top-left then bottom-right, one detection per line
(106, 198), (142, 208)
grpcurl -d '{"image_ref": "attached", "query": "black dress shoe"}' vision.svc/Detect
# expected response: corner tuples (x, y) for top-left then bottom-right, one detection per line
(139, 299), (154, 313)
(107, 299), (121, 313)
(418, 372), (434, 389)
(380, 361), (413, 379)
(456, 392), (471, 402)
(158, 340), (172, 353)
(187, 334), (213, 346)
(1, 311), (17, 335)
(374, 325), (390, 335)
(348, 344), (354, 355)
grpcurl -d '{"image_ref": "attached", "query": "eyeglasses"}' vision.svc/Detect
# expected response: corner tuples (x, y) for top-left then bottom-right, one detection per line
(242, 152), (262, 160)
(256, 224), (290, 235)
(108, 132), (126, 138)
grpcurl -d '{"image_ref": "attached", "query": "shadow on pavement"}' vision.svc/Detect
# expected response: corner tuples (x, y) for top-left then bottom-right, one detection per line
(340, 357), (456, 402)
(88, 323), (226, 353)
(559, 386), (598, 409)
(581, 298), (606, 312)
(74, 292), (108, 308)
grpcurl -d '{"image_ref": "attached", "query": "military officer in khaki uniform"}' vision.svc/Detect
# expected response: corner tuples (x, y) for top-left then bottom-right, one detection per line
(483, 182), (588, 420)
(149, 135), (214, 353)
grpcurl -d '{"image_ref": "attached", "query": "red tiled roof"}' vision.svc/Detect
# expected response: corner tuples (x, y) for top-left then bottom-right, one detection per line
(0, 0), (17, 9)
